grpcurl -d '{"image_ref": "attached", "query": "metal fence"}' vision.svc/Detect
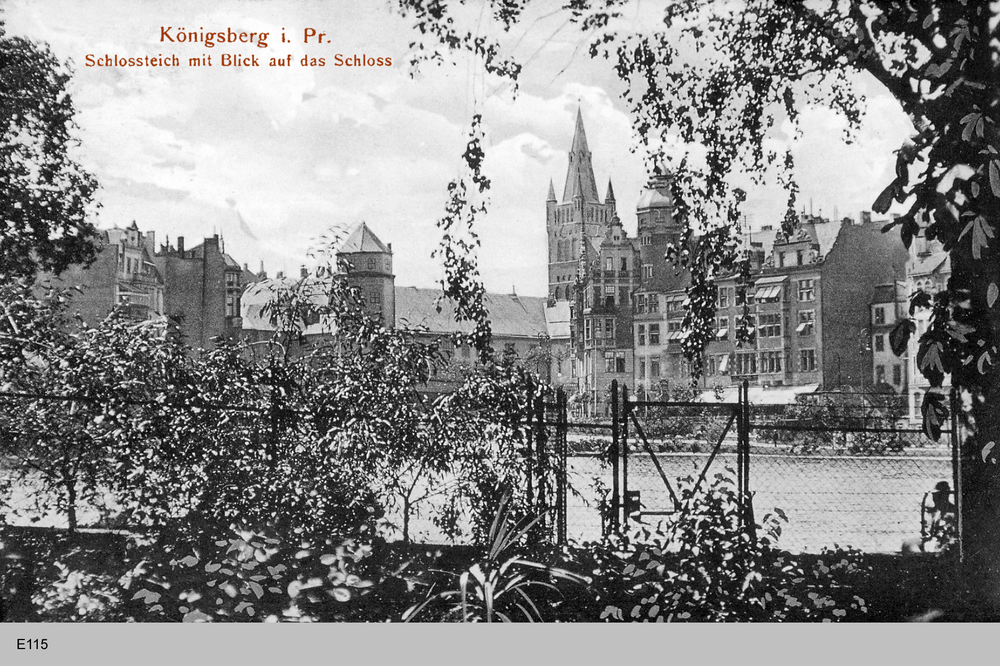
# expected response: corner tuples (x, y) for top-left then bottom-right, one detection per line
(572, 380), (962, 554)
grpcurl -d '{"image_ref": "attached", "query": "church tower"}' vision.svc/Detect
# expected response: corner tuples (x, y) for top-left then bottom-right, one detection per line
(337, 222), (395, 328)
(546, 109), (617, 302)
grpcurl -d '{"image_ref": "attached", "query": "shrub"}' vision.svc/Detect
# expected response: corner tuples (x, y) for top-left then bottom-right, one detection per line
(595, 472), (870, 622)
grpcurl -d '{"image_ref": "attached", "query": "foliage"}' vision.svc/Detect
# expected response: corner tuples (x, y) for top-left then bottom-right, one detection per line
(403, 495), (588, 622)
(0, 23), (100, 278)
(124, 524), (398, 623)
(757, 393), (908, 455)
(391, 0), (1000, 567)
(597, 473), (869, 622)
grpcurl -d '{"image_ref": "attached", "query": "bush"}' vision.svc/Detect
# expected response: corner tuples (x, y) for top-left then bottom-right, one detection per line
(584, 473), (869, 622)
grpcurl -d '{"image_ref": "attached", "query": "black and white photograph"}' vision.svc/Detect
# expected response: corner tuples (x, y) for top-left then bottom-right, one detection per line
(0, 0), (998, 649)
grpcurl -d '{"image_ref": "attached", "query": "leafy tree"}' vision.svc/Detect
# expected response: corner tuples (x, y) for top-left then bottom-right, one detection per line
(393, 0), (1000, 591)
(0, 22), (100, 278)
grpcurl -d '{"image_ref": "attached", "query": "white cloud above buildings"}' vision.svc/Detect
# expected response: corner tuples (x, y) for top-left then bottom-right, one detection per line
(6, 0), (914, 296)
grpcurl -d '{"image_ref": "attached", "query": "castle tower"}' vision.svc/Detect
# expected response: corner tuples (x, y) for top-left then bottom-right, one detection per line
(635, 165), (678, 292)
(547, 108), (617, 302)
(337, 222), (395, 328)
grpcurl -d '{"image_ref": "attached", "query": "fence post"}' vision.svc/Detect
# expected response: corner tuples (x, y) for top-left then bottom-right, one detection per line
(621, 384), (630, 528)
(557, 388), (568, 545)
(610, 379), (620, 535)
(950, 387), (963, 564)
(534, 389), (548, 538)
(741, 380), (756, 545)
(525, 377), (534, 520)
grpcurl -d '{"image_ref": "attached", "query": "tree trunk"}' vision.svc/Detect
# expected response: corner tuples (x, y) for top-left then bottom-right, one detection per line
(954, 239), (1000, 615)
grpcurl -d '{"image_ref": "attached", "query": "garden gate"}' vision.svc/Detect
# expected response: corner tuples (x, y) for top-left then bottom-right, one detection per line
(611, 380), (753, 539)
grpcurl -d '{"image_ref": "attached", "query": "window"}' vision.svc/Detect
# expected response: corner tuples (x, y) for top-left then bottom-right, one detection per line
(800, 349), (817, 372)
(226, 272), (239, 287)
(616, 352), (626, 374)
(606, 352), (616, 373)
(650, 358), (660, 378)
(875, 365), (886, 384)
(605, 318), (615, 340)
(367, 257), (376, 270)
(605, 257), (614, 271)
(893, 364), (902, 385)
(649, 323), (660, 345)
(759, 312), (781, 338)
(385, 258), (391, 271)
(647, 295), (659, 313)
(797, 279), (815, 302)
(874, 334), (885, 352)
(717, 287), (730, 309)
(735, 353), (757, 376)
(585, 319), (593, 341)
(643, 264), (653, 279)
(796, 250), (803, 266)
(761, 351), (783, 374)
(716, 316), (729, 340)
(779, 252), (786, 268)
(620, 257), (628, 271)
(369, 290), (381, 309)
(638, 358), (646, 379)
(797, 310), (815, 336)
(226, 294), (238, 317)
(638, 324), (646, 346)
(636, 294), (646, 314)
(667, 320), (683, 339)
(641, 234), (652, 246)
(874, 306), (886, 325)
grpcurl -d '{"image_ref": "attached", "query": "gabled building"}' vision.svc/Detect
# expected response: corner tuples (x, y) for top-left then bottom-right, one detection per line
(48, 221), (166, 326)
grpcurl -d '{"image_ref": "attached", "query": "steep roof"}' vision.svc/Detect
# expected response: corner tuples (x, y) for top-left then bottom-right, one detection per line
(394, 287), (548, 338)
(561, 108), (600, 204)
(340, 222), (391, 254)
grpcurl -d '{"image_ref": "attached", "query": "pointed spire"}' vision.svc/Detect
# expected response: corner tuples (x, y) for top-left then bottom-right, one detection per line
(605, 179), (616, 203)
(561, 107), (600, 204)
(547, 178), (556, 202)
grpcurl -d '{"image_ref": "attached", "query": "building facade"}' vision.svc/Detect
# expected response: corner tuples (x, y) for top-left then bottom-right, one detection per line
(545, 110), (912, 412)
(155, 234), (259, 349)
(905, 230), (951, 422)
(48, 221), (166, 326)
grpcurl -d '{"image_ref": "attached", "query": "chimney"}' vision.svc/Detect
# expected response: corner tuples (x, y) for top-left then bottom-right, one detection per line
(276, 270), (284, 279)
(177, 236), (185, 254)
(244, 263), (248, 271)
(300, 266), (308, 278)
(860, 211), (872, 226)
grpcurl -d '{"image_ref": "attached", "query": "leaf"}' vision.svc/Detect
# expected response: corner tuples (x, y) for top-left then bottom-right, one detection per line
(889, 319), (915, 357)
(971, 215), (994, 260)
(982, 441), (996, 463)
(989, 283), (999, 308)
(921, 392), (948, 441)
(872, 181), (896, 215)
(990, 161), (1000, 197)
(917, 339), (946, 386)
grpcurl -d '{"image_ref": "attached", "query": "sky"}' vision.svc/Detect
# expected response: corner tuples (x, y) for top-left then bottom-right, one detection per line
(5, 0), (913, 297)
